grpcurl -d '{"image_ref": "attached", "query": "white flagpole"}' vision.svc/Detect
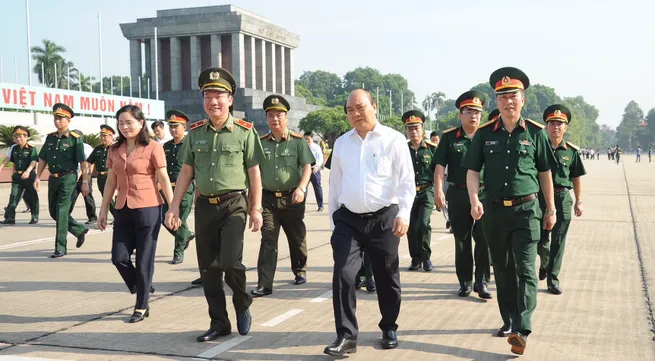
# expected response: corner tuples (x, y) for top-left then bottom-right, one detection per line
(153, 27), (159, 100)
(54, 62), (57, 88)
(25, 0), (32, 85)
(98, 12), (103, 94)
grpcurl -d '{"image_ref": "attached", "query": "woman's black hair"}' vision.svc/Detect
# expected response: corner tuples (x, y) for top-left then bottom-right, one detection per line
(112, 105), (150, 149)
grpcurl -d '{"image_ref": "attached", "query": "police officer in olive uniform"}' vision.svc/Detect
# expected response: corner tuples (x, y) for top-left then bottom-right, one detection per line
(461, 67), (557, 356)
(1, 126), (39, 225)
(403, 110), (436, 272)
(86, 125), (116, 219)
(165, 67), (264, 341)
(537, 104), (586, 295)
(35, 104), (89, 258)
(162, 110), (196, 264)
(251, 95), (315, 297)
(434, 91), (491, 299)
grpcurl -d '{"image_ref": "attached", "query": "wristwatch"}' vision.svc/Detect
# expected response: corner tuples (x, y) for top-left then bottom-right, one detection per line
(545, 209), (556, 216)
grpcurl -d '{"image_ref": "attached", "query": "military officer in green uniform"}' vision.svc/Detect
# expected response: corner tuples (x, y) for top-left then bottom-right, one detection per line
(461, 67), (557, 356)
(86, 125), (115, 219)
(251, 95), (314, 297)
(488, 109), (500, 123)
(0, 126), (39, 224)
(162, 110), (195, 265)
(537, 104), (586, 295)
(433, 91), (491, 299)
(165, 67), (263, 341)
(35, 104), (89, 258)
(402, 110), (436, 272)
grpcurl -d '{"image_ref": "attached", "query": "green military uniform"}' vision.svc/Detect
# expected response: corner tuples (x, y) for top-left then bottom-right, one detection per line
(2, 126), (39, 224)
(537, 105), (586, 295)
(254, 95), (315, 295)
(39, 104), (89, 257)
(402, 110), (437, 272)
(184, 67), (263, 334)
(86, 125), (115, 218)
(162, 110), (195, 263)
(433, 91), (491, 298)
(461, 67), (557, 354)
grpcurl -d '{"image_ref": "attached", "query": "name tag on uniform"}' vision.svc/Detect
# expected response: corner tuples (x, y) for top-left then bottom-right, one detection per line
(519, 140), (532, 146)
(62, 143), (70, 148)
(561, 156), (570, 161)
(484, 141), (498, 145)
(195, 140), (208, 145)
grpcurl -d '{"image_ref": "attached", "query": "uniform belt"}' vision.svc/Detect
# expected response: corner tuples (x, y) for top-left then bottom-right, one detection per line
(343, 204), (394, 220)
(264, 188), (296, 198)
(16, 170), (24, 174)
(98, 171), (108, 175)
(49, 171), (75, 178)
(448, 182), (468, 189)
(493, 193), (537, 207)
(199, 190), (245, 205)
(415, 183), (433, 192)
(554, 187), (569, 193)
(171, 182), (176, 187)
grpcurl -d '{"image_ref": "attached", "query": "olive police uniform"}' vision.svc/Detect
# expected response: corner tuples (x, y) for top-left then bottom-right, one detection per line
(87, 125), (116, 218)
(184, 67), (264, 334)
(461, 67), (556, 351)
(2, 126), (39, 224)
(403, 110), (437, 271)
(39, 104), (89, 257)
(253, 95), (315, 296)
(162, 110), (195, 263)
(433, 91), (491, 298)
(537, 105), (586, 294)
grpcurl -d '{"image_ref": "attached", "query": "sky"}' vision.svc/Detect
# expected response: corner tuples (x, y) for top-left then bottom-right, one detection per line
(1, 0), (653, 128)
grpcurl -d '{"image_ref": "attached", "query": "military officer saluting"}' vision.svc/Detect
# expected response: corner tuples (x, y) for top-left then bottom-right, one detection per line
(85, 125), (116, 220)
(538, 104), (586, 295)
(35, 104), (90, 258)
(251, 95), (315, 297)
(433, 91), (491, 299)
(0, 126), (39, 225)
(162, 110), (195, 265)
(403, 110), (436, 272)
(461, 67), (557, 355)
(165, 67), (264, 341)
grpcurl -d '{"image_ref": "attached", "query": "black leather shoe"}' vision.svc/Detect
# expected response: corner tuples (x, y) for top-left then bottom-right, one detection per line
(1, 219), (15, 225)
(250, 286), (272, 297)
(445, 220), (451, 229)
(317, 207), (324, 212)
(323, 336), (357, 356)
(150, 286), (155, 294)
(355, 277), (364, 290)
(184, 233), (195, 250)
(381, 330), (398, 349)
(365, 279), (376, 293)
(128, 308), (149, 323)
(508, 331), (527, 355)
(294, 275), (307, 285)
(539, 268), (547, 281)
(21, 208), (31, 213)
(50, 251), (66, 258)
(474, 282), (492, 299)
(29, 219), (38, 224)
(458, 286), (471, 297)
(76, 228), (89, 248)
(408, 259), (421, 271)
(422, 259), (433, 272)
(171, 256), (184, 265)
(196, 328), (231, 342)
(236, 309), (251, 335)
(85, 218), (97, 225)
(548, 284), (562, 295)
(497, 324), (511, 337)
(191, 277), (203, 285)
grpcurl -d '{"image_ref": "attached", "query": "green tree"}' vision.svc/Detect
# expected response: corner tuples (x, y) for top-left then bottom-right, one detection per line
(31, 39), (79, 89)
(295, 84), (327, 106)
(92, 75), (132, 96)
(295, 70), (342, 106)
(0, 125), (40, 149)
(299, 106), (349, 147)
(616, 100), (644, 150)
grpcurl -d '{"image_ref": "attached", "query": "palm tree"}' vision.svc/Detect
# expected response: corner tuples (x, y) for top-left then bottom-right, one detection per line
(430, 91), (447, 117)
(0, 125), (40, 150)
(82, 134), (101, 148)
(79, 73), (96, 92)
(31, 39), (67, 87)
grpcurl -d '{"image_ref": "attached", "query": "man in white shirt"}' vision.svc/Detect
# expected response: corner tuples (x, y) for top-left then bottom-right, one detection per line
(151, 120), (171, 144)
(68, 130), (97, 224)
(303, 131), (325, 211)
(323, 89), (415, 356)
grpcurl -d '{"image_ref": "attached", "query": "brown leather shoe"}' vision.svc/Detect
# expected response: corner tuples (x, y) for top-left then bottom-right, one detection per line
(508, 331), (527, 355)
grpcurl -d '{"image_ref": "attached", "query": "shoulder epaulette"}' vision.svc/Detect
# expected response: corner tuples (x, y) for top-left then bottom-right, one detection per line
(70, 131), (80, 138)
(260, 133), (270, 139)
(189, 120), (207, 131)
(163, 139), (174, 146)
(478, 120), (496, 129)
(425, 140), (437, 147)
(49, 132), (56, 136)
(566, 142), (580, 151)
(525, 118), (545, 129)
(442, 127), (457, 134)
(234, 119), (253, 130)
(290, 132), (303, 139)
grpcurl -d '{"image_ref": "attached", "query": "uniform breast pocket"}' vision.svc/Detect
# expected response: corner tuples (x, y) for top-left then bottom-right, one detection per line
(282, 151), (298, 166)
(373, 155), (393, 177)
(483, 144), (500, 159)
(193, 143), (211, 167)
(517, 144), (535, 168)
(219, 143), (242, 167)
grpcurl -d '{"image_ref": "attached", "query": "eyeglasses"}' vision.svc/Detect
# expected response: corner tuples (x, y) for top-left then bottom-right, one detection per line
(462, 110), (481, 116)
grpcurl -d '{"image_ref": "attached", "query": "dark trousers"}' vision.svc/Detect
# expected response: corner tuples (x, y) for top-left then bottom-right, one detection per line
(356, 250), (373, 280)
(4, 172), (39, 222)
(538, 191), (572, 288)
(111, 204), (161, 309)
(162, 185), (194, 258)
(49, 173), (86, 253)
(69, 175), (97, 221)
(309, 171), (324, 208)
(97, 174), (116, 218)
(331, 204), (401, 339)
(407, 188), (433, 262)
(195, 193), (252, 331)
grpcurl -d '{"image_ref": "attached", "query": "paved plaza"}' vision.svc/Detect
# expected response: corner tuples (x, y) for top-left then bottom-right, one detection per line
(0, 160), (654, 360)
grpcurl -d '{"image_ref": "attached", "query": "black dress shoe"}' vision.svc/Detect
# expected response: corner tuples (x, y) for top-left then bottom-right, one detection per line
(171, 256), (184, 264)
(294, 275), (307, 285)
(85, 218), (97, 225)
(408, 259), (421, 271)
(191, 277), (203, 285)
(323, 336), (357, 356)
(184, 233), (195, 250)
(539, 268), (547, 281)
(21, 208), (31, 213)
(422, 259), (433, 272)
(365, 279), (376, 293)
(236, 309), (251, 335)
(548, 284), (562, 295)
(29, 219), (38, 224)
(355, 277), (364, 290)
(458, 286), (472, 297)
(381, 330), (398, 349)
(150, 286), (155, 294)
(250, 286), (272, 297)
(317, 207), (324, 212)
(76, 228), (89, 248)
(50, 251), (66, 258)
(0, 219), (15, 225)
(497, 324), (511, 337)
(128, 308), (150, 323)
(474, 282), (492, 299)
(508, 331), (527, 355)
(445, 220), (451, 229)
(196, 328), (231, 342)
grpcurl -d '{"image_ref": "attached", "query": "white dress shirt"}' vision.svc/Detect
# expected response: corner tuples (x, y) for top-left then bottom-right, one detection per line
(78, 143), (94, 173)
(328, 121), (416, 229)
(308, 141), (324, 169)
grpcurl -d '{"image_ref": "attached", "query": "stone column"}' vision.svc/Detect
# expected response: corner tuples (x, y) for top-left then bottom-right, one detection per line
(190, 35), (199, 89)
(210, 34), (222, 67)
(150, 38), (159, 97)
(275, 45), (285, 95)
(170, 37), (182, 91)
(129, 39), (142, 97)
(285, 48), (294, 96)
(244, 36), (256, 89)
(266, 41), (276, 93)
(144, 41), (151, 95)
(231, 33), (245, 89)
(256, 39), (266, 91)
